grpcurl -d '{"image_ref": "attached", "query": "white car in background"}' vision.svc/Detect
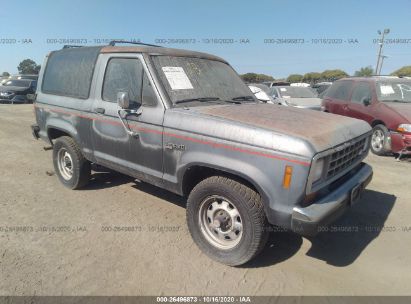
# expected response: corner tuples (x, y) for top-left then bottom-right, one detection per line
(290, 82), (311, 87)
(248, 83), (276, 104)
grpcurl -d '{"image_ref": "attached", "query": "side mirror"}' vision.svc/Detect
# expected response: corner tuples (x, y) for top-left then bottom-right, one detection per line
(117, 92), (130, 109)
(361, 96), (371, 106)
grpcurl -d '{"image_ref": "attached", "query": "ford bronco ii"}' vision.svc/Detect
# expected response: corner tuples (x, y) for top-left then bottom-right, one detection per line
(31, 42), (373, 266)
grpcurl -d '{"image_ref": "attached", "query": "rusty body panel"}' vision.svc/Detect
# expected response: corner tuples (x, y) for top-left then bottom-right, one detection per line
(197, 103), (371, 153)
(32, 45), (373, 235)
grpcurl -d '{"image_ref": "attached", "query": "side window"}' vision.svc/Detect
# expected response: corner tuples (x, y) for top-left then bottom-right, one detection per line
(102, 58), (143, 107)
(326, 81), (352, 100)
(271, 88), (278, 98)
(351, 82), (371, 104)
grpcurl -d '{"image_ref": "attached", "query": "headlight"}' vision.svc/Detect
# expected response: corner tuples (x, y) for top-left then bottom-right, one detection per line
(397, 124), (411, 133)
(312, 158), (325, 182)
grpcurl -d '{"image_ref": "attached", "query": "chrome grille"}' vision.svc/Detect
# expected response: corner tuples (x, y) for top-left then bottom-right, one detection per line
(327, 138), (367, 178)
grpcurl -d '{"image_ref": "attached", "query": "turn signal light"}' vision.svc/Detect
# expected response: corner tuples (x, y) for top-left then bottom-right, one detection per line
(282, 165), (293, 189)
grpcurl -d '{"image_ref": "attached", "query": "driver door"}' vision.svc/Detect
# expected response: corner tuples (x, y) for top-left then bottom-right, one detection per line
(90, 53), (164, 185)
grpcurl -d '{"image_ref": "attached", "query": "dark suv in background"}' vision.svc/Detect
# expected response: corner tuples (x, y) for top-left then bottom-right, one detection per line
(0, 79), (37, 104)
(322, 76), (411, 157)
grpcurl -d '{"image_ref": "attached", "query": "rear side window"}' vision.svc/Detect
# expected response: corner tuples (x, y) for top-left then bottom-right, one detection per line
(42, 47), (101, 99)
(325, 80), (353, 101)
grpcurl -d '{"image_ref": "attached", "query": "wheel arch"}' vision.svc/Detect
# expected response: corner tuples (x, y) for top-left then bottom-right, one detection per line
(180, 163), (269, 206)
(371, 119), (386, 128)
(46, 119), (79, 145)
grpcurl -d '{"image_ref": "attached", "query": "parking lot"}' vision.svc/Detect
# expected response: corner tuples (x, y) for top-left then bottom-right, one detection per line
(0, 104), (410, 296)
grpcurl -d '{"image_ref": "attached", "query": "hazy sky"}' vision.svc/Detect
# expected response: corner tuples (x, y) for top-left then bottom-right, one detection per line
(1, 0), (410, 78)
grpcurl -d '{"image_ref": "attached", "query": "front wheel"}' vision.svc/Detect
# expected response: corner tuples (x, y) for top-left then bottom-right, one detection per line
(186, 176), (269, 266)
(370, 124), (390, 155)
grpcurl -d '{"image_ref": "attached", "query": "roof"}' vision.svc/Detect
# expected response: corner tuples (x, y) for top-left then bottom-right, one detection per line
(97, 45), (228, 63)
(50, 45), (228, 64)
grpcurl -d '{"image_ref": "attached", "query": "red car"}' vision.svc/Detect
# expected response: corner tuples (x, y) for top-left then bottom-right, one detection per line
(322, 76), (411, 157)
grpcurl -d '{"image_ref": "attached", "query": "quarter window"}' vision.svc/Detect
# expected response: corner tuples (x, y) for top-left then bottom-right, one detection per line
(142, 72), (157, 107)
(42, 46), (101, 98)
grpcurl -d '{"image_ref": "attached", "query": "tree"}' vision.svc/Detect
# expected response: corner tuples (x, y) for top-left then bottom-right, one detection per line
(302, 72), (321, 84)
(286, 74), (303, 83)
(2, 72), (10, 77)
(354, 66), (373, 77)
(391, 66), (411, 77)
(17, 59), (41, 75)
(240, 73), (274, 83)
(321, 69), (348, 81)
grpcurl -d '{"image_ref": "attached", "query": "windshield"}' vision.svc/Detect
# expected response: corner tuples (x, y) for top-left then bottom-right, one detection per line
(276, 86), (318, 98)
(376, 79), (411, 103)
(4, 80), (31, 87)
(151, 56), (256, 106)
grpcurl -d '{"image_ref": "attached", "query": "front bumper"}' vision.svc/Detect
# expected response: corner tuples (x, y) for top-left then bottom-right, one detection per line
(390, 131), (411, 155)
(0, 95), (27, 104)
(0, 98), (13, 103)
(291, 163), (373, 236)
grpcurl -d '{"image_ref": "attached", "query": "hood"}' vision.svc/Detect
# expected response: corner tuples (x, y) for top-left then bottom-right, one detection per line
(0, 86), (29, 93)
(165, 103), (371, 157)
(281, 97), (321, 108)
(383, 102), (411, 122)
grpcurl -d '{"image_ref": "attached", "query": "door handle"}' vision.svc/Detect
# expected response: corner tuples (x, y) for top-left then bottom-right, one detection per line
(95, 107), (105, 114)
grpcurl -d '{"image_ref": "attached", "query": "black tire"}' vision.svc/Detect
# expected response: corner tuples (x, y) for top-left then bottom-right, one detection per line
(186, 176), (269, 266)
(370, 124), (390, 156)
(52, 136), (91, 189)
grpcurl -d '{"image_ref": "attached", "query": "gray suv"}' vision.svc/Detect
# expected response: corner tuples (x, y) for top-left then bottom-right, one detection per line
(31, 42), (373, 266)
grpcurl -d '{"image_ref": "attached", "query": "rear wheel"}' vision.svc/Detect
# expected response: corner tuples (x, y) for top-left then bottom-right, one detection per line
(53, 136), (91, 189)
(186, 176), (269, 266)
(371, 124), (390, 155)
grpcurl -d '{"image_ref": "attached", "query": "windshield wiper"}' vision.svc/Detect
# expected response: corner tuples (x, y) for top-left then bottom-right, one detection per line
(175, 97), (221, 104)
(232, 95), (255, 101)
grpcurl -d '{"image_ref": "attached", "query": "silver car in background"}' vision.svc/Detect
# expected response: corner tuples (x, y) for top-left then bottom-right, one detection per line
(270, 85), (322, 110)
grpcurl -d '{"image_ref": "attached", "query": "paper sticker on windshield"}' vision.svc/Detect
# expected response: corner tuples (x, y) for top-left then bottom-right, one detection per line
(162, 67), (193, 90)
(380, 85), (395, 95)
